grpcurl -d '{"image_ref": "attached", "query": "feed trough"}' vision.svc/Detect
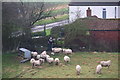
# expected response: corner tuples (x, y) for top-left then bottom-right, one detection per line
(19, 48), (31, 63)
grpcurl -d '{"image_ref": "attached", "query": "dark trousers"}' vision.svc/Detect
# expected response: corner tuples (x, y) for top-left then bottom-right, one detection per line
(48, 43), (53, 51)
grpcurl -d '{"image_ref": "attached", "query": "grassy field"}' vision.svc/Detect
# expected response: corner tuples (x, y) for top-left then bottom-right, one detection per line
(2, 52), (119, 78)
(34, 14), (69, 25)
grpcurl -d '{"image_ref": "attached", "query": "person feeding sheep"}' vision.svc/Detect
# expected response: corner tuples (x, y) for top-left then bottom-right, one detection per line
(48, 36), (54, 52)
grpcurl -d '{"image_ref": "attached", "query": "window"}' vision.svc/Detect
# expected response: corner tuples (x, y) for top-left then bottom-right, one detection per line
(102, 8), (106, 19)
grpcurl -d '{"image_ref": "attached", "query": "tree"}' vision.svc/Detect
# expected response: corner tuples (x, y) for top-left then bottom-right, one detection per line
(2, 2), (54, 52)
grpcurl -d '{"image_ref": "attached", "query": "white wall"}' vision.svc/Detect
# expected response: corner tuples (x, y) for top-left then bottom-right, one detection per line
(69, 6), (119, 22)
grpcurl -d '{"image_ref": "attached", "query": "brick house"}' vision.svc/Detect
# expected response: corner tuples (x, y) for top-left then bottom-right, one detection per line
(79, 7), (119, 52)
(68, 2), (119, 52)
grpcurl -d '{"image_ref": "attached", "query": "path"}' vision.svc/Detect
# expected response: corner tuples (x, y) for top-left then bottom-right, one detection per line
(31, 19), (69, 32)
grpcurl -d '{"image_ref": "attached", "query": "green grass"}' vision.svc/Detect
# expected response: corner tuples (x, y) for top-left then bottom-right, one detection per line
(2, 52), (119, 78)
(34, 14), (69, 25)
(49, 8), (68, 15)
(46, 29), (51, 36)
(32, 29), (51, 36)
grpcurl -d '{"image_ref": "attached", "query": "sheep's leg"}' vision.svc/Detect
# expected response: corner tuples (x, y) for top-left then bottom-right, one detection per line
(77, 71), (80, 75)
(99, 69), (102, 74)
(32, 63), (34, 69)
(55, 62), (58, 65)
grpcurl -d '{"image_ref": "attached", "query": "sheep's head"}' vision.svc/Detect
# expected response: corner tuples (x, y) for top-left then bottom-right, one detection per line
(30, 58), (35, 64)
(55, 58), (59, 62)
(46, 55), (50, 58)
(52, 48), (54, 51)
(100, 61), (105, 64)
(39, 59), (44, 63)
(41, 51), (47, 55)
(31, 52), (34, 54)
(108, 60), (111, 62)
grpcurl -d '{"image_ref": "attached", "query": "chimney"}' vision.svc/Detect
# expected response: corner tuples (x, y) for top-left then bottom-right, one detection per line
(86, 7), (91, 17)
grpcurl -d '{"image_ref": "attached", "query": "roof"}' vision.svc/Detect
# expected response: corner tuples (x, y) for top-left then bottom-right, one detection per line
(69, 2), (119, 6)
(80, 17), (119, 30)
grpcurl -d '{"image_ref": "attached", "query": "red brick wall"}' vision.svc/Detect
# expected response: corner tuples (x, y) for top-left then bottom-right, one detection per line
(90, 31), (119, 51)
(90, 31), (118, 41)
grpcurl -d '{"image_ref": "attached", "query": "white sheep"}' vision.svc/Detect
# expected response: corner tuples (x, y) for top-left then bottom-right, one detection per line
(64, 56), (70, 63)
(52, 48), (62, 53)
(63, 49), (73, 54)
(40, 51), (47, 58)
(96, 64), (102, 74)
(54, 58), (60, 65)
(39, 58), (45, 64)
(100, 60), (111, 68)
(30, 58), (42, 68)
(45, 54), (50, 58)
(36, 54), (41, 59)
(51, 52), (55, 55)
(93, 51), (98, 53)
(44, 54), (50, 62)
(31, 52), (38, 58)
(76, 65), (81, 75)
(46, 57), (54, 64)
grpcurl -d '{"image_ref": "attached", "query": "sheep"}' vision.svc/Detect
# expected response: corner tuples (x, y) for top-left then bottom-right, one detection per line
(63, 49), (72, 54)
(44, 54), (50, 62)
(31, 52), (38, 58)
(46, 54), (50, 58)
(51, 52), (55, 55)
(52, 48), (62, 53)
(40, 51), (47, 59)
(39, 58), (45, 64)
(96, 64), (102, 74)
(30, 58), (42, 68)
(76, 65), (81, 75)
(36, 54), (41, 59)
(46, 57), (54, 64)
(100, 60), (111, 68)
(64, 56), (70, 63)
(93, 51), (98, 54)
(54, 58), (60, 65)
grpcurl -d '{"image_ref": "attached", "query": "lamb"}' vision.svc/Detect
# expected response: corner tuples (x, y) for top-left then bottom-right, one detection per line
(40, 51), (47, 59)
(51, 52), (55, 55)
(46, 57), (54, 64)
(52, 48), (62, 53)
(44, 54), (50, 62)
(39, 58), (45, 64)
(36, 54), (41, 59)
(76, 65), (81, 75)
(63, 49), (73, 54)
(100, 60), (111, 68)
(64, 56), (70, 63)
(96, 64), (102, 74)
(30, 58), (42, 68)
(31, 52), (38, 58)
(54, 58), (60, 65)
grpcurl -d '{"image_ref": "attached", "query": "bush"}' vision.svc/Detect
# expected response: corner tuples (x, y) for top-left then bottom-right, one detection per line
(51, 19), (89, 50)
(19, 36), (49, 52)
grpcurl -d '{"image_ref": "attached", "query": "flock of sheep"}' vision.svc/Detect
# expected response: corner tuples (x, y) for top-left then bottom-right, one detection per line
(29, 47), (111, 75)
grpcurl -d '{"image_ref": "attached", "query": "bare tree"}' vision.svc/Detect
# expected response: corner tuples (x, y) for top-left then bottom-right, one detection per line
(18, 2), (53, 28)
(2, 2), (54, 51)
